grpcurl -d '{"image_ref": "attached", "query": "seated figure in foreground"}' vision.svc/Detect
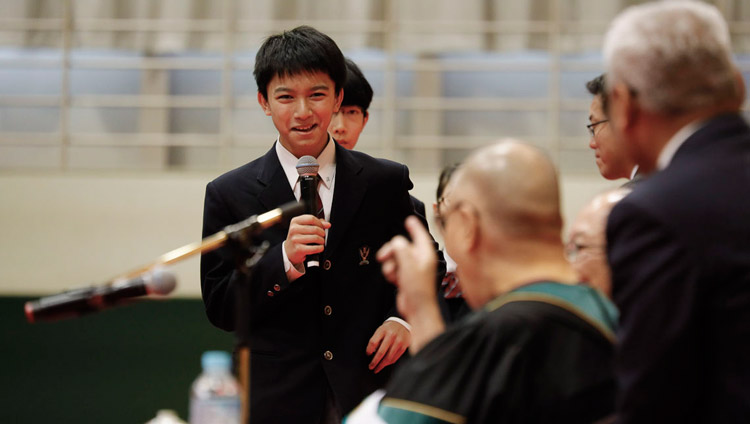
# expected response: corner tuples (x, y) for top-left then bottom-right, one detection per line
(376, 140), (617, 423)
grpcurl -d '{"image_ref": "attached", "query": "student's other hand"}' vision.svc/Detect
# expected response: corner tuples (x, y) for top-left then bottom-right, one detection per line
(283, 214), (331, 266)
(366, 320), (411, 374)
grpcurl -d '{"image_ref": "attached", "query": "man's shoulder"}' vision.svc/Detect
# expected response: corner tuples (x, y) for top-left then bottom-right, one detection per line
(337, 147), (412, 195)
(485, 282), (618, 341)
(410, 196), (427, 218)
(209, 148), (275, 190)
(341, 147), (407, 175)
(383, 283), (616, 423)
(419, 285), (594, 353)
(633, 114), (750, 199)
(613, 133), (748, 229)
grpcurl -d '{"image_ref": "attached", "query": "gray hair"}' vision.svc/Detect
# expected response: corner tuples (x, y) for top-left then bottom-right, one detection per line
(603, 1), (739, 114)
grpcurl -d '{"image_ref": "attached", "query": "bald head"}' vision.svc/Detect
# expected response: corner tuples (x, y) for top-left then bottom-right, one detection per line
(572, 189), (629, 244)
(452, 139), (563, 240)
(568, 188), (630, 297)
(441, 140), (575, 307)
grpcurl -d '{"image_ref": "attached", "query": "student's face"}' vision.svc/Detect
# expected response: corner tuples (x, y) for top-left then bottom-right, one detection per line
(258, 71), (343, 158)
(329, 106), (368, 150)
(588, 95), (632, 180)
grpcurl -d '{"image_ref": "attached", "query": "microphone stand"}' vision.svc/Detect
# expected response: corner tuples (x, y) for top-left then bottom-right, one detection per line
(116, 202), (301, 280)
(85, 202), (298, 423)
(226, 229), (270, 424)
(23, 201), (304, 423)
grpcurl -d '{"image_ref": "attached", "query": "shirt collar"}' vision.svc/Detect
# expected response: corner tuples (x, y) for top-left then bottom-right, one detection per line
(443, 249), (457, 273)
(629, 165), (639, 180)
(656, 120), (705, 171)
(275, 134), (337, 191)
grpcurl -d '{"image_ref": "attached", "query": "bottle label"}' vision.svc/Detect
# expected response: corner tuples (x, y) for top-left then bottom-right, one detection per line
(189, 398), (241, 424)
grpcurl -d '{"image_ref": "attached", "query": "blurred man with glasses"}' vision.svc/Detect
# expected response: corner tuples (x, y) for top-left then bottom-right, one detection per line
(566, 187), (630, 299)
(586, 74), (639, 182)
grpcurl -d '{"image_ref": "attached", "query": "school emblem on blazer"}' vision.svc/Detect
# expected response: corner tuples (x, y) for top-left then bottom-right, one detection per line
(359, 245), (370, 266)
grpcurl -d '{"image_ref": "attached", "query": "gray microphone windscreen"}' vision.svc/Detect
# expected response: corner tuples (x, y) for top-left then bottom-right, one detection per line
(143, 268), (177, 296)
(296, 155), (319, 176)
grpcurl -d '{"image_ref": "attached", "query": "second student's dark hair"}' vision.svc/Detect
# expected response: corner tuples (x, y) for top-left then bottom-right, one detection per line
(254, 25), (346, 100)
(341, 58), (374, 115)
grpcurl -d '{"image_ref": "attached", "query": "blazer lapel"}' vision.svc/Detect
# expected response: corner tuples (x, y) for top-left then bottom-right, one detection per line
(326, 143), (366, 256)
(256, 144), (296, 211)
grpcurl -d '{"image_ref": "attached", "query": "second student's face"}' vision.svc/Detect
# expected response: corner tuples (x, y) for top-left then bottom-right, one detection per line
(329, 106), (368, 150)
(258, 71), (343, 158)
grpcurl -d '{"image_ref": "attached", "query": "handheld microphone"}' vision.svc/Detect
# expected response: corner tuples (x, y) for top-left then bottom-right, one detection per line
(296, 155), (321, 268)
(24, 268), (177, 323)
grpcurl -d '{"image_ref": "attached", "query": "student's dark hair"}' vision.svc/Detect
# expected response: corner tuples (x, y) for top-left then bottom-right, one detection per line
(437, 163), (461, 202)
(254, 25), (346, 100)
(586, 73), (609, 113)
(341, 58), (373, 116)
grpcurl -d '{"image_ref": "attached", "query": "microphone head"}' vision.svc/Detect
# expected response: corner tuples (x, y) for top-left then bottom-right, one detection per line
(296, 155), (319, 176)
(24, 301), (36, 323)
(143, 268), (177, 296)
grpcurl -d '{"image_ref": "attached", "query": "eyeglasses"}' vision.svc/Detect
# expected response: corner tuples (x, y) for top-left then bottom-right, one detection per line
(333, 107), (364, 118)
(586, 119), (609, 137)
(435, 198), (470, 231)
(565, 241), (605, 262)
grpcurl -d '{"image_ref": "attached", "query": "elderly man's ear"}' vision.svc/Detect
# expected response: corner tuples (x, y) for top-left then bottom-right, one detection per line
(608, 82), (639, 137)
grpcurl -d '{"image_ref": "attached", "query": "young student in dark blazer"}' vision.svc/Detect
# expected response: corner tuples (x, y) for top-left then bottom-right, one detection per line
(201, 26), (415, 424)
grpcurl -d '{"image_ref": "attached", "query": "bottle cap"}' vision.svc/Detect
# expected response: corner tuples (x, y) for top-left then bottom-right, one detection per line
(145, 409), (187, 424)
(201, 350), (231, 372)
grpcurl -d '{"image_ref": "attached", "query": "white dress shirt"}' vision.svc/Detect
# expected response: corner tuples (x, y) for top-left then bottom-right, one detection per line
(276, 136), (336, 281)
(630, 165), (639, 180)
(274, 135), (410, 331)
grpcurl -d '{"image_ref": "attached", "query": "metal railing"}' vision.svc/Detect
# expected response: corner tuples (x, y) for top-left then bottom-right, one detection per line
(0, 0), (747, 172)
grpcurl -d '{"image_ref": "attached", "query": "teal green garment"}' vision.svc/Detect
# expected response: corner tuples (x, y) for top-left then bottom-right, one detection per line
(379, 398), (463, 424)
(377, 281), (618, 424)
(494, 281), (619, 343)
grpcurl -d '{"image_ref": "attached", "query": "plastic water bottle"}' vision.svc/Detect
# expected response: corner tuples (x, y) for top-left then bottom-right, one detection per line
(146, 409), (187, 424)
(189, 351), (241, 424)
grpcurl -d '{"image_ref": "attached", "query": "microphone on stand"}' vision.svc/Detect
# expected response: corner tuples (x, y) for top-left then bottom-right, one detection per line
(24, 268), (177, 323)
(296, 155), (321, 268)
(119, 201), (306, 279)
(23, 202), (306, 323)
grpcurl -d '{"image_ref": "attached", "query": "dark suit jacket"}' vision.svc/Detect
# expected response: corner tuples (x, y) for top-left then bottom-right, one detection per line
(606, 113), (750, 423)
(201, 141), (416, 423)
(410, 195), (426, 222)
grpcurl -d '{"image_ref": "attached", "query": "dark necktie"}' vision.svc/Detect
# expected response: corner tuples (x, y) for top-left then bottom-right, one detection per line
(315, 175), (325, 219)
(441, 271), (462, 298)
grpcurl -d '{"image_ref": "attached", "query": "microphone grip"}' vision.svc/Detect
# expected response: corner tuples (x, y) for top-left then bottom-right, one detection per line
(101, 283), (148, 304)
(299, 175), (320, 268)
(24, 277), (152, 323)
(25, 286), (100, 322)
